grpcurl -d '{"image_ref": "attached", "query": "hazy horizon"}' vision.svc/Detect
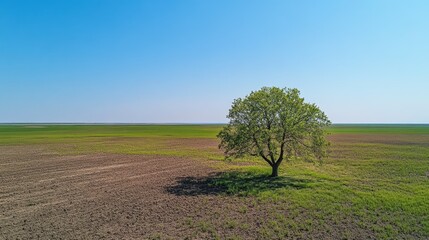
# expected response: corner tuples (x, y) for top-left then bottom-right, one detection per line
(1, 0), (428, 123)
(1, 122), (428, 125)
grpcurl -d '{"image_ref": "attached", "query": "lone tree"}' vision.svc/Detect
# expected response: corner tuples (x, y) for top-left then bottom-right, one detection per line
(218, 87), (331, 177)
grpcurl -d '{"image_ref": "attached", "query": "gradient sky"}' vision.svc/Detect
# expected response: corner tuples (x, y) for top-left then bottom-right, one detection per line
(1, 0), (428, 123)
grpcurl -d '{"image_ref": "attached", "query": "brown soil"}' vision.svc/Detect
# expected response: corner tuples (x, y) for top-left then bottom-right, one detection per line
(1, 148), (194, 239)
(0, 144), (373, 239)
(0, 146), (256, 239)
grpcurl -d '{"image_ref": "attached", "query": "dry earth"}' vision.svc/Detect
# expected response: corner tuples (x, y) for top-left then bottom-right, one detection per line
(0, 142), (378, 240)
(0, 145), (278, 240)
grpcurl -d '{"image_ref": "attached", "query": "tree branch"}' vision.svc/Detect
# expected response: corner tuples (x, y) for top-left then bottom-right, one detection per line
(252, 134), (274, 166)
(266, 136), (276, 163)
(263, 111), (277, 163)
(277, 130), (287, 163)
(260, 152), (274, 167)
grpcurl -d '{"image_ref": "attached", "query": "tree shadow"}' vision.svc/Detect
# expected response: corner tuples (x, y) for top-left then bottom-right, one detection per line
(165, 171), (315, 196)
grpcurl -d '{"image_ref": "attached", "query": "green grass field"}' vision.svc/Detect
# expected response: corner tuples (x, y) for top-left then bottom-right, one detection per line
(1, 124), (428, 238)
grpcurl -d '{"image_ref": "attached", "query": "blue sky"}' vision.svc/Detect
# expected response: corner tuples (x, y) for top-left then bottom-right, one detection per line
(1, 0), (428, 123)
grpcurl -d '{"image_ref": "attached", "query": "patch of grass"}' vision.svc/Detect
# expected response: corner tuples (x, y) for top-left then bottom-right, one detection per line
(52, 137), (223, 160)
(0, 124), (223, 145)
(329, 124), (429, 134)
(209, 170), (315, 196)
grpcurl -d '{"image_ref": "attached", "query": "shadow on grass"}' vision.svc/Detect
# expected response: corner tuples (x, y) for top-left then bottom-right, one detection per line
(166, 171), (314, 196)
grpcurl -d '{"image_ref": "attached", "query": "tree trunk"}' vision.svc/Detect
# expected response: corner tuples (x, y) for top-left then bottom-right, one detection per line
(271, 164), (279, 177)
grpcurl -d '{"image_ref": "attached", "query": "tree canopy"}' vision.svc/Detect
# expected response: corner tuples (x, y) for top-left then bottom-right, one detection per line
(217, 87), (331, 177)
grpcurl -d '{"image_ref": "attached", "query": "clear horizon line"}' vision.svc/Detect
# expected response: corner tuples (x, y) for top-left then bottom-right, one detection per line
(0, 122), (429, 125)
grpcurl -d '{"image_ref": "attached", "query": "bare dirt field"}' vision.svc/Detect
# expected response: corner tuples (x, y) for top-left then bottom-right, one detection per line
(1, 146), (203, 239)
(0, 145), (294, 240)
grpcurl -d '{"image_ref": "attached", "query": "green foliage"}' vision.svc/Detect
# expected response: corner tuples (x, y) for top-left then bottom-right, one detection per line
(218, 87), (331, 176)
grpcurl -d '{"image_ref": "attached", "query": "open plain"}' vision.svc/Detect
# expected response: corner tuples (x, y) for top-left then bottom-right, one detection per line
(1, 125), (429, 239)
